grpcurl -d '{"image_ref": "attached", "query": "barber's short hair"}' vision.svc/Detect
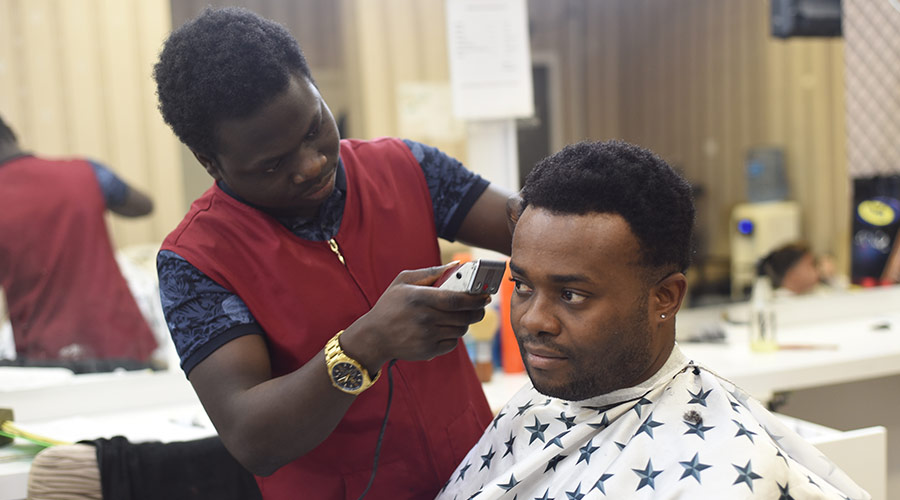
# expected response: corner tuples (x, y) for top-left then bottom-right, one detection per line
(0, 114), (17, 144)
(153, 7), (312, 157)
(520, 140), (696, 273)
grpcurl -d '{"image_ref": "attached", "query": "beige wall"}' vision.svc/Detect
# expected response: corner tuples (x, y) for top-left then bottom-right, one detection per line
(344, 0), (850, 278)
(342, 0), (467, 162)
(526, 0), (848, 277)
(0, 0), (184, 249)
(1, 0), (854, 275)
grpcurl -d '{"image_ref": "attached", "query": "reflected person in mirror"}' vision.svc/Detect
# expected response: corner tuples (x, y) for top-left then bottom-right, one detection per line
(0, 114), (157, 373)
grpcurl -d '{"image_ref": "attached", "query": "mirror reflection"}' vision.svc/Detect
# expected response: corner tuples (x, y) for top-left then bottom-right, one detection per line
(0, 0), (898, 371)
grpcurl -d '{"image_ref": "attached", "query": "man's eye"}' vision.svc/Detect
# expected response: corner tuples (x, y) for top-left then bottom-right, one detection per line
(561, 290), (587, 305)
(306, 124), (320, 140)
(511, 278), (533, 295)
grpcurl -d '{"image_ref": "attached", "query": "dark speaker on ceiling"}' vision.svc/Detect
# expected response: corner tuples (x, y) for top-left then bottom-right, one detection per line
(771, 0), (842, 39)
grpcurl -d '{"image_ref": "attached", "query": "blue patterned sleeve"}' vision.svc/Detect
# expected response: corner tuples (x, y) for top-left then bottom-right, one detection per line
(88, 160), (130, 209)
(157, 249), (261, 375)
(401, 139), (490, 241)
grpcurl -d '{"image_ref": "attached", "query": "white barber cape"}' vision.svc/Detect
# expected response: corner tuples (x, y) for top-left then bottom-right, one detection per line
(436, 346), (869, 500)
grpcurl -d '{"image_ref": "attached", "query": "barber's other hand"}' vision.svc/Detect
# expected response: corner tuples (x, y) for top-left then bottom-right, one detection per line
(340, 263), (490, 372)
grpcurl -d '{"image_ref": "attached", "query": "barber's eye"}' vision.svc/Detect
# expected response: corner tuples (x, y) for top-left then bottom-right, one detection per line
(264, 158), (284, 173)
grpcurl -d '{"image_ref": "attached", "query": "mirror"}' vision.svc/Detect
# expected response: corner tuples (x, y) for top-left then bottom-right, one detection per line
(0, 0), (887, 383)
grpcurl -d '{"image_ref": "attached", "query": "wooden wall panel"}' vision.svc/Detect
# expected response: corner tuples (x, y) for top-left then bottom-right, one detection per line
(525, 0), (847, 275)
(346, 0), (466, 161)
(1, 0), (850, 277)
(0, 0), (183, 249)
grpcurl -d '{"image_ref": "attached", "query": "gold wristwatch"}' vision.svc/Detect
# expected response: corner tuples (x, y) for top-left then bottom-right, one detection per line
(324, 330), (380, 395)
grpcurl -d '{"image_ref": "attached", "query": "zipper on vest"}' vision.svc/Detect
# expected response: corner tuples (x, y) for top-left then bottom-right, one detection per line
(328, 238), (346, 266)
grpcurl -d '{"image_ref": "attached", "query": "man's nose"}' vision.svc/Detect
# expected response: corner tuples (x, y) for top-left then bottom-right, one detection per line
(291, 152), (327, 184)
(516, 295), (561, 337)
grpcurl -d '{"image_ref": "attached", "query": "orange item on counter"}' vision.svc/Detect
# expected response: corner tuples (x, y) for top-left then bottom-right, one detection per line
(498, 262), (525, 373)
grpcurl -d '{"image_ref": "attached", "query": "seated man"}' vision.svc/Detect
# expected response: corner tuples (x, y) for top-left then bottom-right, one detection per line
(758, 241), (844, 296)
(438, 141), (868, 499)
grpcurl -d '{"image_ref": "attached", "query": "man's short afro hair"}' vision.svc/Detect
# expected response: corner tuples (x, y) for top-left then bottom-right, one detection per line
(153, 7), (312, 157)
(0, 114), (17, 144)
(520, 140), (696, 273)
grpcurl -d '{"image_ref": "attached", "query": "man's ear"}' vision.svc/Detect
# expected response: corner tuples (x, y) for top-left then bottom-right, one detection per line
(192, 150), (223, 181)
(652, 272), (688, 323)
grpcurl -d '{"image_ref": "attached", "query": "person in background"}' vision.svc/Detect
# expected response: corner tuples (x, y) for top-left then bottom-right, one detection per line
(0, 114), (158, 373)
(758, 241), (846, 296)
(153, 7), (513, 499)
(438, 140), (868, 499)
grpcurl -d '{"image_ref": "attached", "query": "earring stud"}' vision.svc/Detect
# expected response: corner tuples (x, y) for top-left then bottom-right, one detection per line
(660, 314), (667, 319)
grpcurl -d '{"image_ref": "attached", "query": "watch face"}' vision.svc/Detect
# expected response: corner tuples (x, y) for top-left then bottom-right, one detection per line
(332, 362), (364, 390)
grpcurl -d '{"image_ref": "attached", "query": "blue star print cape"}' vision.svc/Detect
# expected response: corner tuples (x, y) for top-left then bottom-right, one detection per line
(436, 346), (869, 499)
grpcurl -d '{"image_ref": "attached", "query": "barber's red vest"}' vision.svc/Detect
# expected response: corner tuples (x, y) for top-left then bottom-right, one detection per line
(161, 138), (491, 499)
(0, 156), (157, 361)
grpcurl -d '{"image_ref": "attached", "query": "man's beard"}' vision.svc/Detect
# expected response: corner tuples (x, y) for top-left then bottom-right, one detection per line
(524, 297), (652, 401)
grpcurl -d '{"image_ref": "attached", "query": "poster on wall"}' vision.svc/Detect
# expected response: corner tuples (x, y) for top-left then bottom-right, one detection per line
(851, 175), (900, 284)
(445, 0), (534, 120)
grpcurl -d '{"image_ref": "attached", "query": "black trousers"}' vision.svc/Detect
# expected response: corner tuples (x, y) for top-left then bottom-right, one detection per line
(89, 436), (262, 500)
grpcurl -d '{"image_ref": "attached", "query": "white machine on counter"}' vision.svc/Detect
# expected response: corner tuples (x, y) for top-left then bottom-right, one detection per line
(730, 200), (801, 298)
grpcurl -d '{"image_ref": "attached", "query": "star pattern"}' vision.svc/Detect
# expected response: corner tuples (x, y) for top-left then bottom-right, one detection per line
(479, 447), (495, 471)
(543, 431), (570, 450)
(732, 420), (757, 443)
(683, 419), (715, 440)
(587, 413), (610, 431)
(576, 438), (599, 465)
(632, 397), (653, 417)
(492, 411), (507, 430)
(687, 387), (713, 406)
(632, 459), (663, 491)
(556, 412), (577, 429)
(533, 489), (554, 500)
(503, 432), (517, 458)
(564, 483), (585, 500)
(589, 473), (614, 495)
(634, 414), (664, 439)
(516, 400), (535, 417)
(457, 462), (472, 481)
(544, 454), (567, 473)
(732, 460), (763, 491)
(807, 475), (821, 489)
(498, 474), (520, 492)
(777, 481), (796, 500)
(678, 452), (712, 483)
(525, 417), (550, 444)
(438, 363), (857, 500)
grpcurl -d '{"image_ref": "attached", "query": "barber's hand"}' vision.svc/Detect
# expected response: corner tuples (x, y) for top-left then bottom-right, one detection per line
(340, 263), (491, 372)
(506, 192), (523, 236)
